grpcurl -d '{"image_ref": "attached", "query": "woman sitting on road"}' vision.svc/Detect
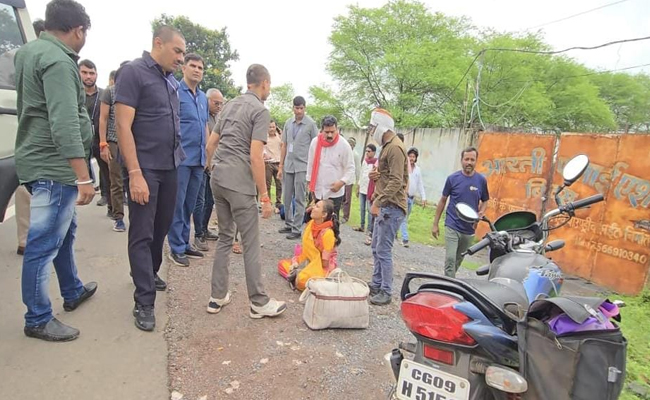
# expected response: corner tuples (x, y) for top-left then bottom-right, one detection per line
(286, 200), (341, 291)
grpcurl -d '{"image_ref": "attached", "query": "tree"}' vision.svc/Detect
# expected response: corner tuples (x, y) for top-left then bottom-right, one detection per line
(265, 83), (295, 127)
(470, 32), (555, 130)
(152, 15), (240, 98)
(0, 7), (23, 53)
(543, 58), (616, 132)
(590, 72), (650, 132)
(328, 0), (475, 128)
(308, 85), (363, 129)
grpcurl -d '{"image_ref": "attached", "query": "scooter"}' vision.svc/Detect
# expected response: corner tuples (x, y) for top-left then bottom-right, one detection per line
(386, 155), (605, 400)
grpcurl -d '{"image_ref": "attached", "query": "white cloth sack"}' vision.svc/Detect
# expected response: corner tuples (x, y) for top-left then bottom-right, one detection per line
(299, 269), (370, 330)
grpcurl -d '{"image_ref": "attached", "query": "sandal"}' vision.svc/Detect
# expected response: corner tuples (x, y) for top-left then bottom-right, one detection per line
(232, 242), (243, 254)
(352, 226), (365, 232)
(287, 269), (298, 291)
(364, 236), (372, 246)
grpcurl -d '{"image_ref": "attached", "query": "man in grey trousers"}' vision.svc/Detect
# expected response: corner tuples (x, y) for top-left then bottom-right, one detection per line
(277, 96), (319, 240)
(205, 64), (286, 319)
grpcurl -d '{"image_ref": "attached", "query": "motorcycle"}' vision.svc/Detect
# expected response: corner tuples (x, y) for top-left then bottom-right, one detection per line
(386, 154), (606, 400)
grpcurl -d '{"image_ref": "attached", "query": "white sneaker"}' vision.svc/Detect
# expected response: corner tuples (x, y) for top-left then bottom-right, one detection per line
(207, 292), (232, 314)
(249, 298), (287, 319)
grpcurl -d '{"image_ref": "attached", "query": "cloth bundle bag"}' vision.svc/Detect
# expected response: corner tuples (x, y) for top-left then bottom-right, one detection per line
(299, 269), (369, 330)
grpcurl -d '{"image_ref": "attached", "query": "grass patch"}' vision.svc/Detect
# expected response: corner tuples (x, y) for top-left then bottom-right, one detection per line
(461, 259), (481, 271)
(618, 290), (650, 399)
(344, 188), (447, 246)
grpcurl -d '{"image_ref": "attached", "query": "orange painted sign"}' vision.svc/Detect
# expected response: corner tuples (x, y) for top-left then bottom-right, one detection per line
(549, 133), (650, 295)
(475, 132), (557, 239)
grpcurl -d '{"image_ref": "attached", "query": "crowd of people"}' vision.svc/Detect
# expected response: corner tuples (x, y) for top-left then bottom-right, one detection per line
(11, 0), (490, 342)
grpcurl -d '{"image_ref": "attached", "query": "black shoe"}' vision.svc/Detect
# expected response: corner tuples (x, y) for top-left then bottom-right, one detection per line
(24, 318), (80, 342)
(368, 283), (380, 297)
(278, 226), (292, 234)
(133, 304), (155, 331)
(286, 233), (301, 240)
(204, 230), (219, 241)
(96, 196), (108, 207)
(17, 246), (25, 256)
(63, 282), (98, 311)
(169, 253), (190, 267)
(154, 274), (167, 291)
(185, 247), (204, 259)
(370, 290), (392, 306)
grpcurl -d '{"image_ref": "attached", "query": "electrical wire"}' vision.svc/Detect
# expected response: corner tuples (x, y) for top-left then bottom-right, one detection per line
(486, 35), (650, 55)
(491, 62), (650, 84)
(524, 0), (630, 31)
(479, 82), (532, 108)
(411, 36), (650, 128)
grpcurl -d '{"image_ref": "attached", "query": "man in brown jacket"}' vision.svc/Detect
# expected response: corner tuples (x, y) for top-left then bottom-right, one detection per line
(368, 108), (408, 305)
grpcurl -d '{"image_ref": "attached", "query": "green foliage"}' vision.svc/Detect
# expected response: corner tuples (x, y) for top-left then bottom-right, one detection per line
(0, 7), (23, 53)
(617, 291), (650, 399)
(326, 0), (649, 132)
(308, 85), (362, 129)
(590, 72), (650, 133)
(265, 83), (295, 128)
(328, 0), (474, 128)
(151, 15), (240, 98)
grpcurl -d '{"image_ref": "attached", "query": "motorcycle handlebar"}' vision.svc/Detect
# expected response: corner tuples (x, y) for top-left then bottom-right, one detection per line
(465, 237), (491, 256)
(568, 194), (604, 210)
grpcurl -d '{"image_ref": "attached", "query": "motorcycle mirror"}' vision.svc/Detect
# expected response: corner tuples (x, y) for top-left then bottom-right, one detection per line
(455, 203), (480, 223)
(562, 154), (589, 186)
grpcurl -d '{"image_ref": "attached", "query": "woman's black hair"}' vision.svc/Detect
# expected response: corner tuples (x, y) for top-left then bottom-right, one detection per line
(321, 200), (342, 246)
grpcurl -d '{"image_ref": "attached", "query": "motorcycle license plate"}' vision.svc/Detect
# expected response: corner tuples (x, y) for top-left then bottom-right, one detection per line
(396, 360), (470, 400)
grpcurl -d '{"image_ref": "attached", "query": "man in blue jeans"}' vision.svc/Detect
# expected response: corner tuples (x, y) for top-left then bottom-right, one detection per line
(192, 88), (223, 251)
(14, 0), (98, 341)
(167, 53), (210, 267)
(368, 108), (408, 306)
(399, 147), (427, 248)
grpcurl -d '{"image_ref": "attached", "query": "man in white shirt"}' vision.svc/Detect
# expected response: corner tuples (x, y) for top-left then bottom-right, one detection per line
(399, 147), (427, 247)
(306, 115), (356, 220)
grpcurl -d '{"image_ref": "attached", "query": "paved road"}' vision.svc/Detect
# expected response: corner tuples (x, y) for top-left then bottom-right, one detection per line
(0, 200), (168, 400)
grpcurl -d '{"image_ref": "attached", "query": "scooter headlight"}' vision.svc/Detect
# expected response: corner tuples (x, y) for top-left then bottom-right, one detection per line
(485, 365), (528, 393)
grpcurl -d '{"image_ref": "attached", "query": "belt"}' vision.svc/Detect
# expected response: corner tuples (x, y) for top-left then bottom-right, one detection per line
(265, 161), (280, 164)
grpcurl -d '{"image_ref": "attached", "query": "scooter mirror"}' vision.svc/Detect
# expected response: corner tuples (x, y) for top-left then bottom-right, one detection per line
(455, 203), (480, 223)
(562, 154), (589, 186)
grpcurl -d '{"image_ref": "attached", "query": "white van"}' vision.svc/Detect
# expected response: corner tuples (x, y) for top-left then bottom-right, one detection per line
(0, 0), (36, 222)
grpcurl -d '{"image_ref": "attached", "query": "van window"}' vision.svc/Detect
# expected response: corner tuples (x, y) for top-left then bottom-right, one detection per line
(0, 4), (26, 90)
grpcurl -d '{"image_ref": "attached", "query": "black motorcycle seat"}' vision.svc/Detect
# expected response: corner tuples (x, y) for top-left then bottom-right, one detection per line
(462, 278), (530, 313)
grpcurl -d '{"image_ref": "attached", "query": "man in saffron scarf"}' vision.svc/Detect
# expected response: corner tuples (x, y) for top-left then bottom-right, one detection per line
(305, 115), (356, 221)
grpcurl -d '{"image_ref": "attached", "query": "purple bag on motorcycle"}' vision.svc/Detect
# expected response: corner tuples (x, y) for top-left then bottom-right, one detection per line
(547, 301), (618, 335)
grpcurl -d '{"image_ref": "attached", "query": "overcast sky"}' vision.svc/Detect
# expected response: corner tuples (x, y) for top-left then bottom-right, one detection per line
(24, 0), (650, 98)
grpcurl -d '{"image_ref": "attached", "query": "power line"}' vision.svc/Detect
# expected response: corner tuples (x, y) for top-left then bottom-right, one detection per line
(524, 0), (630, 31)
(479, 82), (532, 108)
(493, 62), (650, 85)
(412, 35), (650, 128)
(486, 35), (650, 55)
